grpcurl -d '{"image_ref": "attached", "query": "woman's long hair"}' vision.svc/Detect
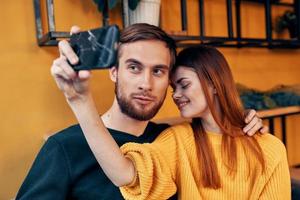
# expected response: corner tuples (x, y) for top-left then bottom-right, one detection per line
(173, 46), (265, 189)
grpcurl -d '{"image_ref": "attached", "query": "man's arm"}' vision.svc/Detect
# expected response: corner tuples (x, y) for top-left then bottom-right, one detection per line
(16, 137), (71, 200)
(243, 109), (269, 136)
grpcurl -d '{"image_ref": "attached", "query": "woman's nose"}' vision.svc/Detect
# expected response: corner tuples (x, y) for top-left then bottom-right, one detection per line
(172, 90), (182, 100)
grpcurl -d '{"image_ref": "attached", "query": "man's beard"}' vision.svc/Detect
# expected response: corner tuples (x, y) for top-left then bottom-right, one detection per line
(115, 79), (166, 121)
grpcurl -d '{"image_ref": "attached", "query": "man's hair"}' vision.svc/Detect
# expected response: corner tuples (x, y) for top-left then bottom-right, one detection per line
(116, 23), (177, 69)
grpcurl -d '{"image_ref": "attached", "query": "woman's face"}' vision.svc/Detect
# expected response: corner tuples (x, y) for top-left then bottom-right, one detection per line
(171, 66), (214, 119)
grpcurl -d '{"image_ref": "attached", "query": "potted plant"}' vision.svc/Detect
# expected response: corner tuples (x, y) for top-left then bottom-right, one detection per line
(92, 0), (161, 27)
(92, 0), (140, 13)
(275, 10), (298, 38)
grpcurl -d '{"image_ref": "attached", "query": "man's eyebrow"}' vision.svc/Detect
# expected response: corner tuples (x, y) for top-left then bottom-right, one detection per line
(125, 58), (169, 70)
(154, 65), (169, 70)
(125, 58), (143, 65)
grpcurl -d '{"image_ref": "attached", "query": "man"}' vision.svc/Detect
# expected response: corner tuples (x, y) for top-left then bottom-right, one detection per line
(16, 23), (266, 200)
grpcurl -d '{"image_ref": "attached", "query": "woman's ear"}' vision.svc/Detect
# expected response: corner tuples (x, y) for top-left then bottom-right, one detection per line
(109, 66), (117, 82)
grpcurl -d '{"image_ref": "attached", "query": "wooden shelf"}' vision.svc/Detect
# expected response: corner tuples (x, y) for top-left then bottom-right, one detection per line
(291, 167), (300, 181)
(258, 106), (300, 118)
(242, 0), (294, 7)
(155, 106), (300, 125)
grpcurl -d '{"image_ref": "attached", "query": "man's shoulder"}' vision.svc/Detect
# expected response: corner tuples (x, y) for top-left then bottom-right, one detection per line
(50, 124), (83, 141)
(48, 122), (170, 146)
(149, 121), (170, 131)
(43, 124), (97, 167)
(146, 122), (170, 138)
(46, 124), (88, 150)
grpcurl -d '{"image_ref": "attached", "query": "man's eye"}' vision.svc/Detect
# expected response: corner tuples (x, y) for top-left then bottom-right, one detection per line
(153, 69), (164, 76)
(128, 65), (140, 72)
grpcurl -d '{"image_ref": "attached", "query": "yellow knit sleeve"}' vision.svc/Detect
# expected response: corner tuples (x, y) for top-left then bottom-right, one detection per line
(259, 139), (291, 200)
(119, 127), (178, 200)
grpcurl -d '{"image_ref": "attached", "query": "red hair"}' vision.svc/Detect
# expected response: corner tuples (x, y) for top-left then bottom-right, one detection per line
(174, 46), (265, 189)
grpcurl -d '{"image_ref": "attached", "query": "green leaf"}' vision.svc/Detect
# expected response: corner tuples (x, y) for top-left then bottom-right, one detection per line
(263, 95), (277, 109)
(92, 0), (121, 12)
(93, 0), (105, 12)
(128, 0), (140, 10)
(108, 0), (119, 10)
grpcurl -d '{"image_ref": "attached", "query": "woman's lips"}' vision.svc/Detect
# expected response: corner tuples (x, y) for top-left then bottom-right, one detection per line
(176, 101), (190, 109)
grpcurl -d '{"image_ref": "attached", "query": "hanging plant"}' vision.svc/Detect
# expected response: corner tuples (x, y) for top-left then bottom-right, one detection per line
(92, 0), (140, 12)
(237, 83), (300, 110)
(275, 10), (298, 38)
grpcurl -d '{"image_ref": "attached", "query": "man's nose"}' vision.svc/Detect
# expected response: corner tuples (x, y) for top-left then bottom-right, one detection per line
(138, 72), (153, 91)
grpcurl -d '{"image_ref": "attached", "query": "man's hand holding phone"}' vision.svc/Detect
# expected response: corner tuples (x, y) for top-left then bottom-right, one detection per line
(51, 25), (119, 103)
(51, 26), (91, 104)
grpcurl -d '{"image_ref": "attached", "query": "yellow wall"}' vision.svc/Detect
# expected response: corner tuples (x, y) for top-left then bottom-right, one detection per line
(1, 0), (299, 199)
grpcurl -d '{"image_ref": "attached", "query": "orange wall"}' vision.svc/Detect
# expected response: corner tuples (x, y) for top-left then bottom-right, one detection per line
(1, 0), (299, 199)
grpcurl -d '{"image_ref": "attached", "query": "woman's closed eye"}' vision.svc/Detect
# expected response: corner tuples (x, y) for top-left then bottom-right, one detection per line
(181, 83), (190, 89)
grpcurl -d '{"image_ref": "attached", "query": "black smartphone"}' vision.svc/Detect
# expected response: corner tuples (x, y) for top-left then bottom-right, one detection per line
(69, 25), (120, 71)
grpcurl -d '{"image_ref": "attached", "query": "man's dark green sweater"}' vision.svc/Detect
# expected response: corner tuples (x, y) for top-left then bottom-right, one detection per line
(16, 122), (177, 200)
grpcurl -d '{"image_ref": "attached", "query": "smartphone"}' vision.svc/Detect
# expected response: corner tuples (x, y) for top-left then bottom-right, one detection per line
(69, 25), (120, 71)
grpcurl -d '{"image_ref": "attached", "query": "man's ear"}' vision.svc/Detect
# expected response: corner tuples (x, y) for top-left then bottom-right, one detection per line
(109, 66), (117, 82)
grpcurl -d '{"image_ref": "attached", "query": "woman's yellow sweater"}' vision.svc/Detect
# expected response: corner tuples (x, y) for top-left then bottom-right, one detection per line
(120, 123), (291, 200)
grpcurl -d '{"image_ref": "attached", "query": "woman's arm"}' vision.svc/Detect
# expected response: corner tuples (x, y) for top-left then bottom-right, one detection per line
(119, 127), (179, 199)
